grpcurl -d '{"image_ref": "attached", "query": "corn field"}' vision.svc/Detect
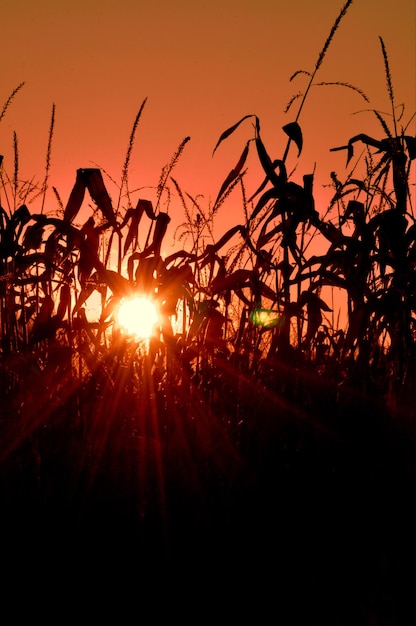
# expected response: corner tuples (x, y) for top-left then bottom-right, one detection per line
(0, 5), (414, 622)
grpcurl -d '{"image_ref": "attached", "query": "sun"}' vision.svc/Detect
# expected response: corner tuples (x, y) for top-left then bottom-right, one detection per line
(115, 295), (159, 340)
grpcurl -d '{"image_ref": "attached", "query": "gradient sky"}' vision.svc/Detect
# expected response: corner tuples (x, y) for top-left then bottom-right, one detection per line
(1, 0), (415, 245)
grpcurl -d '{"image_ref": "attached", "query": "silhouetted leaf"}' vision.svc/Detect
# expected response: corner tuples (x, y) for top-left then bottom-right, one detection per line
(297, 291), (332, 348)
(121, 199), (157, 257)
(282, 122), (303, 156)
(199, 225), (245, 261)
(212, 114), (256, 155)
(83, 169), (117, 226)
(135, 255), (158, 292)
(99, 268), (131, 296)
(187, 299), (211, 339)
(213, 140), (251, 208)
(158, 265), (194, 316)
(12, 204), (31, 226)
(256, 222), (284, 248)
(249, 188), (280, 224)
(78, 218), (100, 287)
(64, 169), (86, 223)
(255, 137), (285, 188)
(343, 304), (367, 355)
(164, 250), (197, 267)
(150, 212), (171, 256)
(1, 204), (32, 255)
(332, 133), (386, 166)
(72, 280), (98, 315)
(344, 200), (365, 223)
(43, 219), (83, 264)
(258, 280), (277, 302)
(56, 283), (71, 321)
(405, 136), (416, 160)
(122, 208), (141, 256)
(22, 221), (45, 250)
(346, 142), (354, 165)
(204, 308), (226, 347)
(126, 251), (141, 283)
(247, 172), (271, 203)
(210, 268), (252, 294)
(140, 198), (156, 220)
(370, 208), (408, 262)
(29, 295), (54, 343)
(234, 287), (251, 307)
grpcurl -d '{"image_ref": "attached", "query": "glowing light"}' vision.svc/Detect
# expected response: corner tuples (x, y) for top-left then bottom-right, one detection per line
(249, 308), (279, 329)
(116, 296), (159, 340)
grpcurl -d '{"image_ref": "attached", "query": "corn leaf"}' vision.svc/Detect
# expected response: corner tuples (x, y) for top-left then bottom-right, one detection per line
(83, 169), (117, 226)
(213, 140), (251, 209)
(282, 122), (303, 156)
(212, 114), (256, 155)
(64, 169), (86, 223)
(56, 283), (71, 321)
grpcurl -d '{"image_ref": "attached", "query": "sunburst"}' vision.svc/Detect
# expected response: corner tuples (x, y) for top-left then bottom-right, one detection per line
(115, 295), (160, 340)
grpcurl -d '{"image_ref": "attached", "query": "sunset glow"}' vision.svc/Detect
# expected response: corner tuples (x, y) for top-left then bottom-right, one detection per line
(115, 296), (159, 340)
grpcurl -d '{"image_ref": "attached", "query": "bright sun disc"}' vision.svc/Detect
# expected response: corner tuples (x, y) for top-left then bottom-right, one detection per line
(116, 296), (159, 340)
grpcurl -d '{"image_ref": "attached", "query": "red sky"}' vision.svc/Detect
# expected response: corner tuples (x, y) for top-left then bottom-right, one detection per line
(1, 0), (415, 248)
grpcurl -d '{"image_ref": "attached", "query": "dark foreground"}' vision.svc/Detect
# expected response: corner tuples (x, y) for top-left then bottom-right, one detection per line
(0, 397), (414, 625)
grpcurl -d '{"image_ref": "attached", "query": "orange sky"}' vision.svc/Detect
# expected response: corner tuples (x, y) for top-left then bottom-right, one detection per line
(1, 0), (415, 247)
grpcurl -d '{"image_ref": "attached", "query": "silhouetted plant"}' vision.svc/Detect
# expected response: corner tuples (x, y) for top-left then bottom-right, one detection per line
(0, 12), (414, 619)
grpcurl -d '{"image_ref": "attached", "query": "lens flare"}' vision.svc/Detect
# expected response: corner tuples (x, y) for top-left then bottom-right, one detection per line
(249, 308), (279, 329)
(116, 296), (159, 340)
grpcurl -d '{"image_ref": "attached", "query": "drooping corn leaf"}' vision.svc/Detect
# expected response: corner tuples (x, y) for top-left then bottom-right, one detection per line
(164, 250), (197, 267)
(11, 204), (31, 228)
(140, 212), (171, 258)
(122, 208), (139, 256)
(78, 217), (100, 287)
(405, 136), (416, 160)
(157, 263), (195, 316)
(330, 133), (383, 166)
(212, 114), (256, 155)
(135, 255), (159, 292)
(199, 225), (245, 266)
(210, 268), (252, 294)
(64, 169), (87, 223)
(282, 121), (303, 157)
(83, 168), (117, 226)
(141, 198), (156, 220)
(369, 208), (408, 264)
(126, 251), (140, 283)
(255, 136), (285, 189)
(0, 204), (32, 257)
(22, 220), (46, 250)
